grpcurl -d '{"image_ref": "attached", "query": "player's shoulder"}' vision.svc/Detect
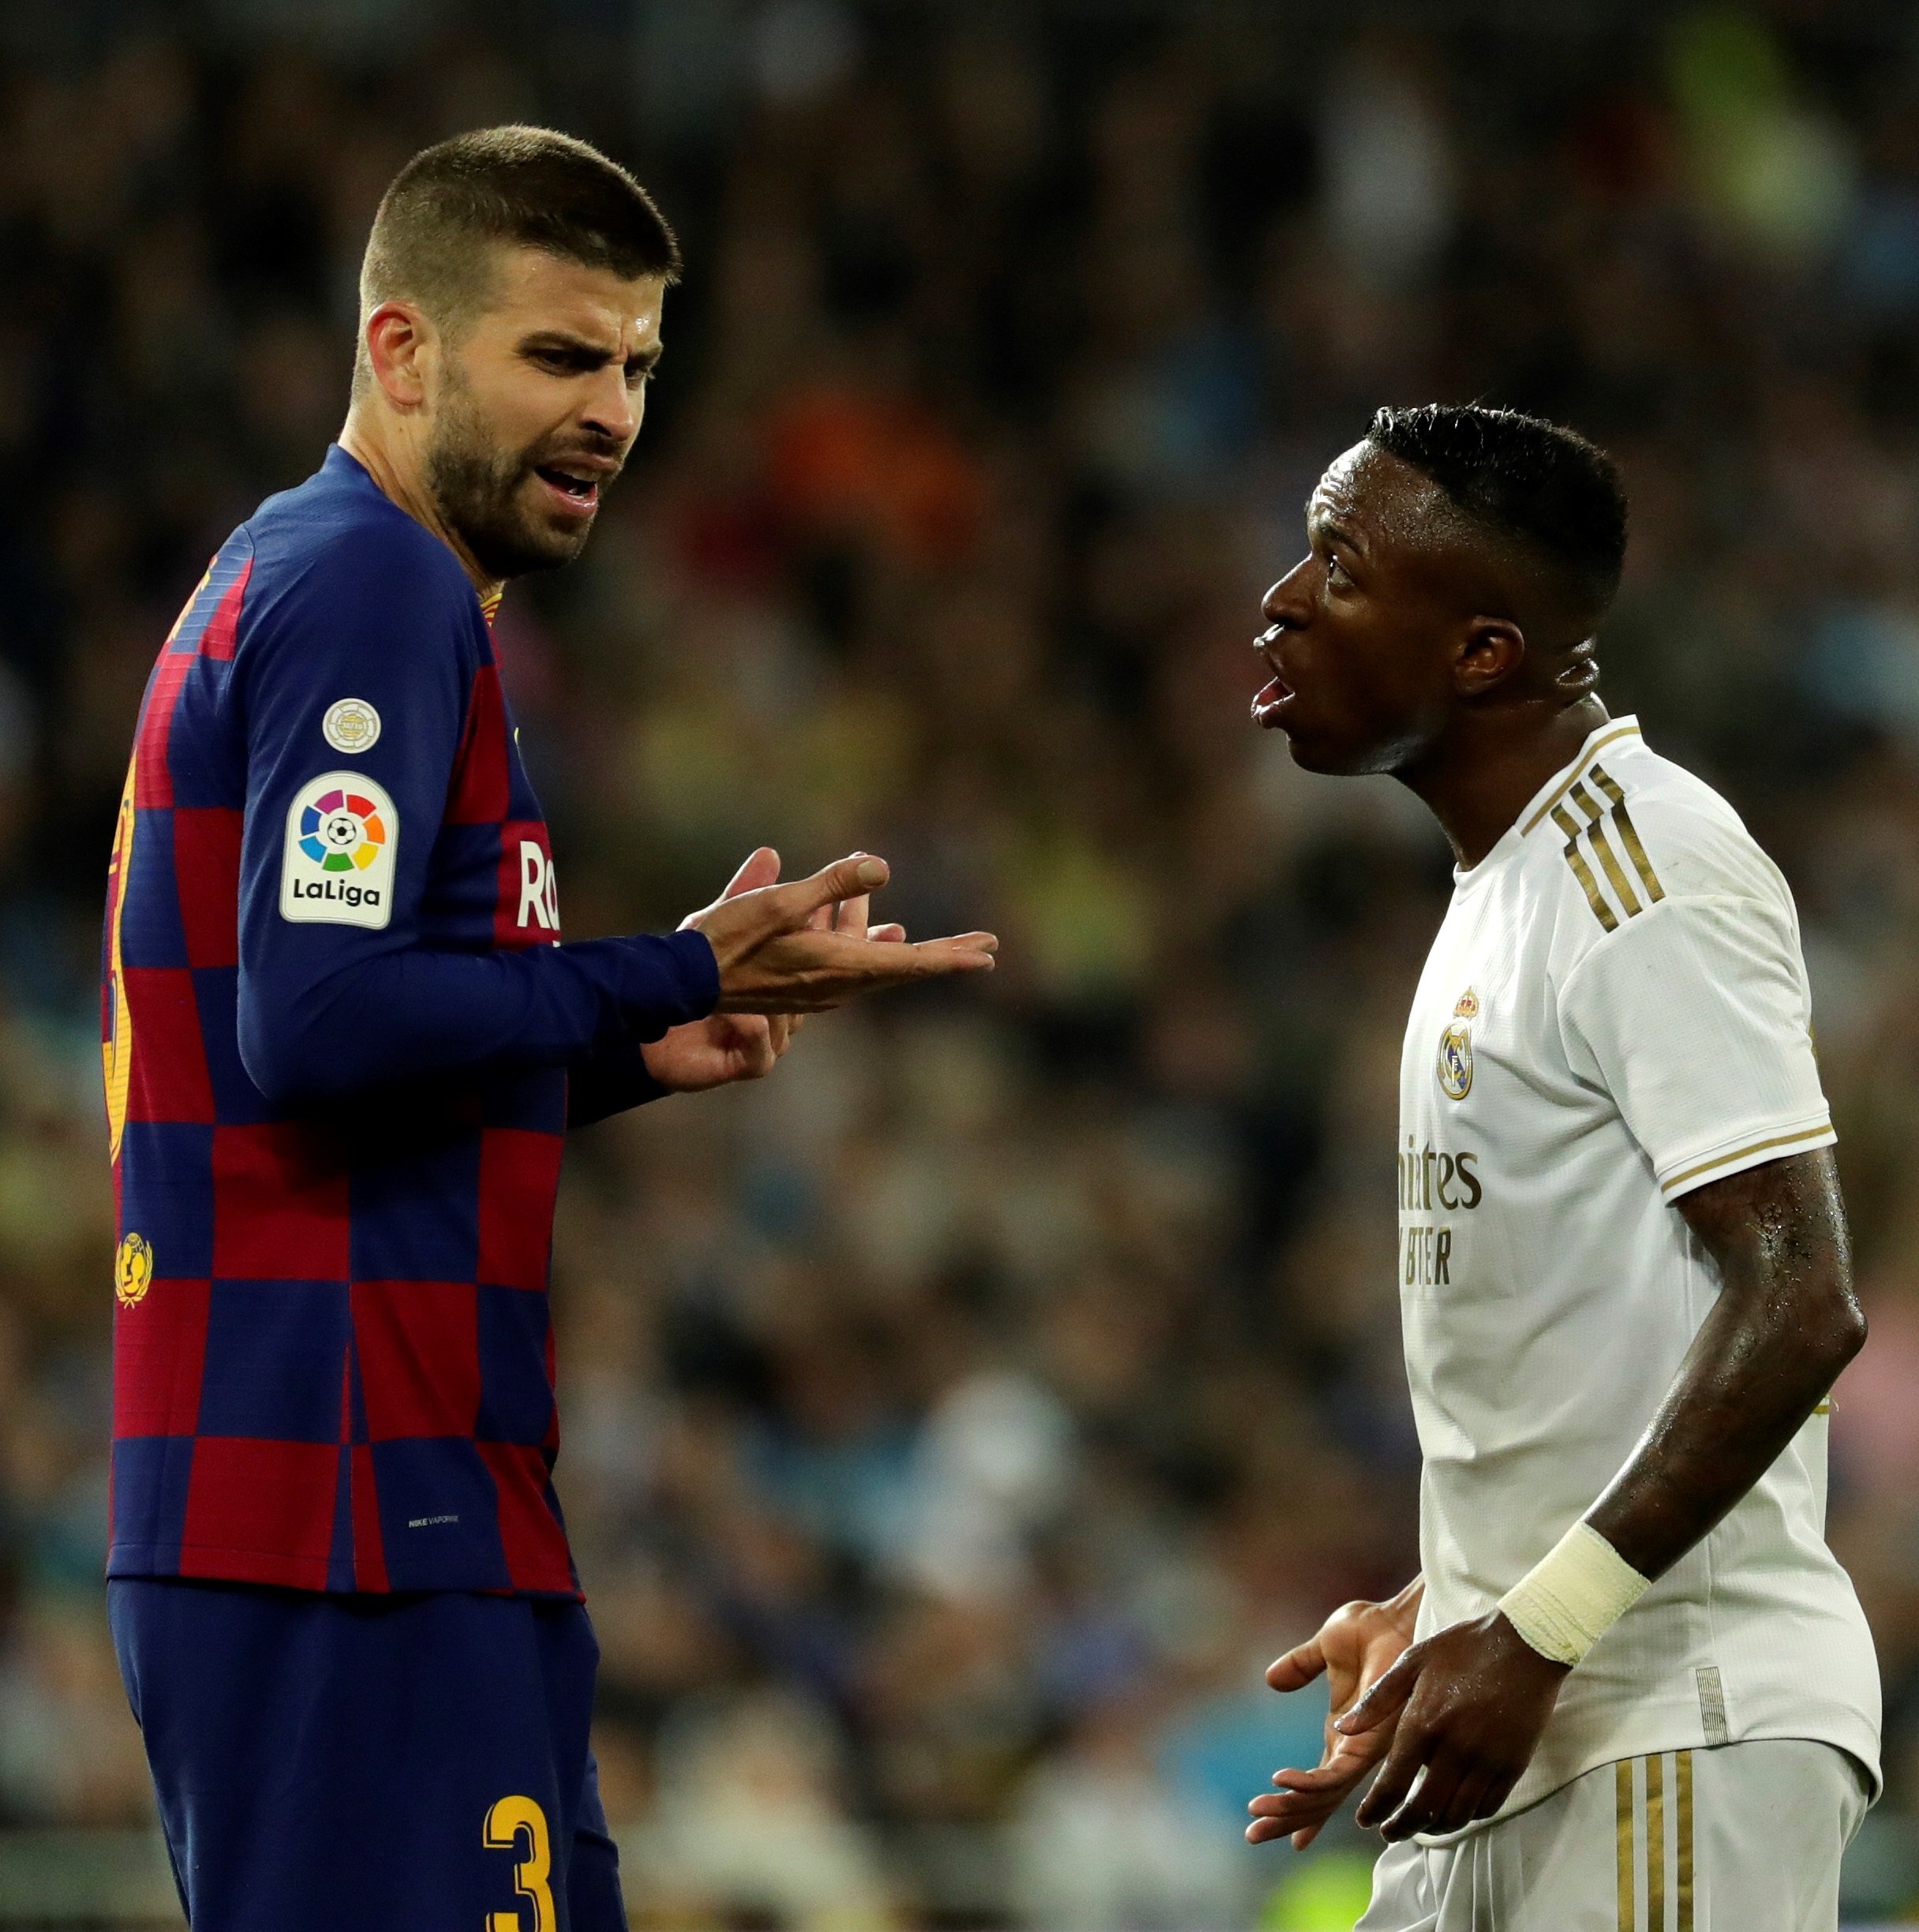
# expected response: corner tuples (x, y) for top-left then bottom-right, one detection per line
(238, 444), (480, 636)
(1518, 717), (1793, 945)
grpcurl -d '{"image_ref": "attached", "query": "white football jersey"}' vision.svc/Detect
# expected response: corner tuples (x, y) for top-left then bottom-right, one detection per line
(1397, 715), (1880, 1827)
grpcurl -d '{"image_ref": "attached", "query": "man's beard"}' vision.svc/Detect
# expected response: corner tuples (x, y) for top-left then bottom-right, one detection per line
(422, 377), (591, 581)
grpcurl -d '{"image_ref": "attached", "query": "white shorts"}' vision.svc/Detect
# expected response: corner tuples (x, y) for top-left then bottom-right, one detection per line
(1358, 1739), (1868, 1932)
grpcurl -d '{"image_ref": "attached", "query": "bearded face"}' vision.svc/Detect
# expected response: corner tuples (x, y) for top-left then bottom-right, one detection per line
(422, 358), (618, 581)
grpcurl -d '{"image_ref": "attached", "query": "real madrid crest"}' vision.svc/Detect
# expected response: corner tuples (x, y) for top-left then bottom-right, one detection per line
(1437, 1019), (1474, 1100)
(114, 1231), (154, 1308)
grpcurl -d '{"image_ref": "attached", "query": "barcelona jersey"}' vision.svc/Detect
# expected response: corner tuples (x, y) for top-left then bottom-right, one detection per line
(103, 445), (718, 1596)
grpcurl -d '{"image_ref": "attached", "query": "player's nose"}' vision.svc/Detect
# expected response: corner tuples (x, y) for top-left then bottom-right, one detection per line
(579, 366), (641, 446)
(1262, 558), (1312, 629)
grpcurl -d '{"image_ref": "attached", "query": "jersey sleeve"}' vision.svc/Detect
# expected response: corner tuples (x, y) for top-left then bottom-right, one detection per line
(565, 1031), (671, 1126)
(1555, 889), (1834, 1202)
(233, 524), (716, 1107)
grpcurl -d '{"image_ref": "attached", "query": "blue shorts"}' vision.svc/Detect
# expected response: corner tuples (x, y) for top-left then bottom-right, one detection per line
(109, 1578), (625, 1932)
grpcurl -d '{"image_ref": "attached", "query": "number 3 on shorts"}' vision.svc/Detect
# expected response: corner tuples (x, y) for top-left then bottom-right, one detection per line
(484, 1795), (555, 1932)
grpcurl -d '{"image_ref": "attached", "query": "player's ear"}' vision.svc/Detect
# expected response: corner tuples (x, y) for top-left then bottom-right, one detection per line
(1454, 616), (1526, 698)
(362, 300), (433, 411)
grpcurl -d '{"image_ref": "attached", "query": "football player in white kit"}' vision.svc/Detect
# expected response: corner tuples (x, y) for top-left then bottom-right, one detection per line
(1243, 405), (1879, 1930)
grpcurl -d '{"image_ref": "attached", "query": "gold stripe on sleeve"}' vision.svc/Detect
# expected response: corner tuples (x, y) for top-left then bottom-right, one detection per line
(1675, 1750), (1693, 1932)
(1521, 721), (1644, 834)
(1588, 764), (1666, 904)
(1617, 1758), (1636, 1932)
(1571, 780), (1644, 917)
(1646, 1753), (1665, 1932)
(1552, 803), (1620, 931)
(1660, 1122), (1834, 1195)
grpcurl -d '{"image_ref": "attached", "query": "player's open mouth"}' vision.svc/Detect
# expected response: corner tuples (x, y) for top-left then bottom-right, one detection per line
(1252, 687), (1298, 730)
(1252, 627), (1295, 727)
(533, 466), (601, 515)
(1252, 672), (1293, 727)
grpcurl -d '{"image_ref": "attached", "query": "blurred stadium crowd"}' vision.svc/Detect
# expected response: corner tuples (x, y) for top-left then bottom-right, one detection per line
(9, 0), (1919, 1923)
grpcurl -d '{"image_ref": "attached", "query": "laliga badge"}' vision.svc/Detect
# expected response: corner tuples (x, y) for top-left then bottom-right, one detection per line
(322, 698), (381, 755)
(115, 1231), (154, 1308)
(281, 772), (398, 929)
(1438, 1020), (1473, 1100)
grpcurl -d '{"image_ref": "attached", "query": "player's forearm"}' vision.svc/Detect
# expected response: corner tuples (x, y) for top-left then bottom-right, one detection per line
(239, 930), (717, 1106)
(1582, 1149), (1863, 1584)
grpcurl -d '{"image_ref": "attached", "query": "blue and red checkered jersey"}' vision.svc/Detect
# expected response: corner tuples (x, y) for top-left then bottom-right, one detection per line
(103, 445), (719, 1597)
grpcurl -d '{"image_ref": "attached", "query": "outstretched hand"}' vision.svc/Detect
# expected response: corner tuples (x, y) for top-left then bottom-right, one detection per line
(642, 848), (909, 1091)
(1246, 1587), (1421, 1850)
(686, 848), (995, 1014)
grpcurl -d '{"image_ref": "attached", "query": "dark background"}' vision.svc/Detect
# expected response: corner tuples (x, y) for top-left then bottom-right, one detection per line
(7, 1), (1919, 1923)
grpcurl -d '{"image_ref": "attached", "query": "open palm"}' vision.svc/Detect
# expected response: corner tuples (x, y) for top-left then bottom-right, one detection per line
(1246, 1592), (1420, 1849)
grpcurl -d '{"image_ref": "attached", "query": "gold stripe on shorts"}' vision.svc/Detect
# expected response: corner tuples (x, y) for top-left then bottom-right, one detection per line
(1617, 1758), (1635, 1932)
(1675, 1750), (1694, 1932)
(1646, 1753), (1665, 1932)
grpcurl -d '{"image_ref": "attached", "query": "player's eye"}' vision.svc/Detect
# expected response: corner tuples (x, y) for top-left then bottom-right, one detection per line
(1326, 554), (1349, 586)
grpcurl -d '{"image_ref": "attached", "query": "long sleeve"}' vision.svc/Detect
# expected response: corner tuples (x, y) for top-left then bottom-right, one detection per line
(231, 518), (716, 1108)
(565, 1030), (671, 1126)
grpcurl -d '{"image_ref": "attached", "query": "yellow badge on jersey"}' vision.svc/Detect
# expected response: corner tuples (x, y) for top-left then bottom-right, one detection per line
(115, 1232), (154, 1308)
(1438, 1021), (1473, 1100)
(1453, 987), (1479, 1020)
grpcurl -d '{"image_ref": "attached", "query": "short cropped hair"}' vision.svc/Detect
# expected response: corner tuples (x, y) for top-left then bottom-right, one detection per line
(356, 125), (680, 383)
(1367, 403), (1628, 618)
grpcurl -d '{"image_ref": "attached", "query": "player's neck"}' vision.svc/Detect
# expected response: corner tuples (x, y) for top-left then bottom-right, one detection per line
(1402, 696), (1610, 871)
(337, 416), (507, 606)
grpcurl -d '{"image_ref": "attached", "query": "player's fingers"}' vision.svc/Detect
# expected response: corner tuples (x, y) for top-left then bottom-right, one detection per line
(1246, 1783), (1347, 1844)
(751, 1013), (782, 1067)
(1266, 1639), (1327, 1692)
(1270, 1762), (1358, 1792)
(1248, 1789), (1341, 1826)
(1352, 1724), (1430, 1831)
(768, 1013), (792, 1058)
(870, 923), (907, 943)
(1379, 1754), (1465, 1844)
(836, 893), (870, 941)
(717, 930), (997, 1013)
(720, 847), (780, 899)
(1248, 1808), (1335, 1848)
(898, 932), (998, 968)
(1337, 1649), (1420, 1735)
(1427, 1767), (1494, 1840)
(804, 931), (999, 992)
(1245, 1806), (1333, 1847)
(776, 852), (889, 927)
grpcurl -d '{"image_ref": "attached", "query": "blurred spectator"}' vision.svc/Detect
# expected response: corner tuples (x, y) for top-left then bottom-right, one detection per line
(8, 0), (1919, 1923)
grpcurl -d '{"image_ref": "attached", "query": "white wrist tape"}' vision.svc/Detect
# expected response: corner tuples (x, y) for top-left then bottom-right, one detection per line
(1498, 1522), (1650, 1666)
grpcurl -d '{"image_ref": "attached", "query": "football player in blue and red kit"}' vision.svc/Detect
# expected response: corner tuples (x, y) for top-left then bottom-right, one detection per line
(102, 126), (997, 1932)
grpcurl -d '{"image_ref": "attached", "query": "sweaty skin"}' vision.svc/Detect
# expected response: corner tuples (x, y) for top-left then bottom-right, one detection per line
(1244, 443), (1865, 1849)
